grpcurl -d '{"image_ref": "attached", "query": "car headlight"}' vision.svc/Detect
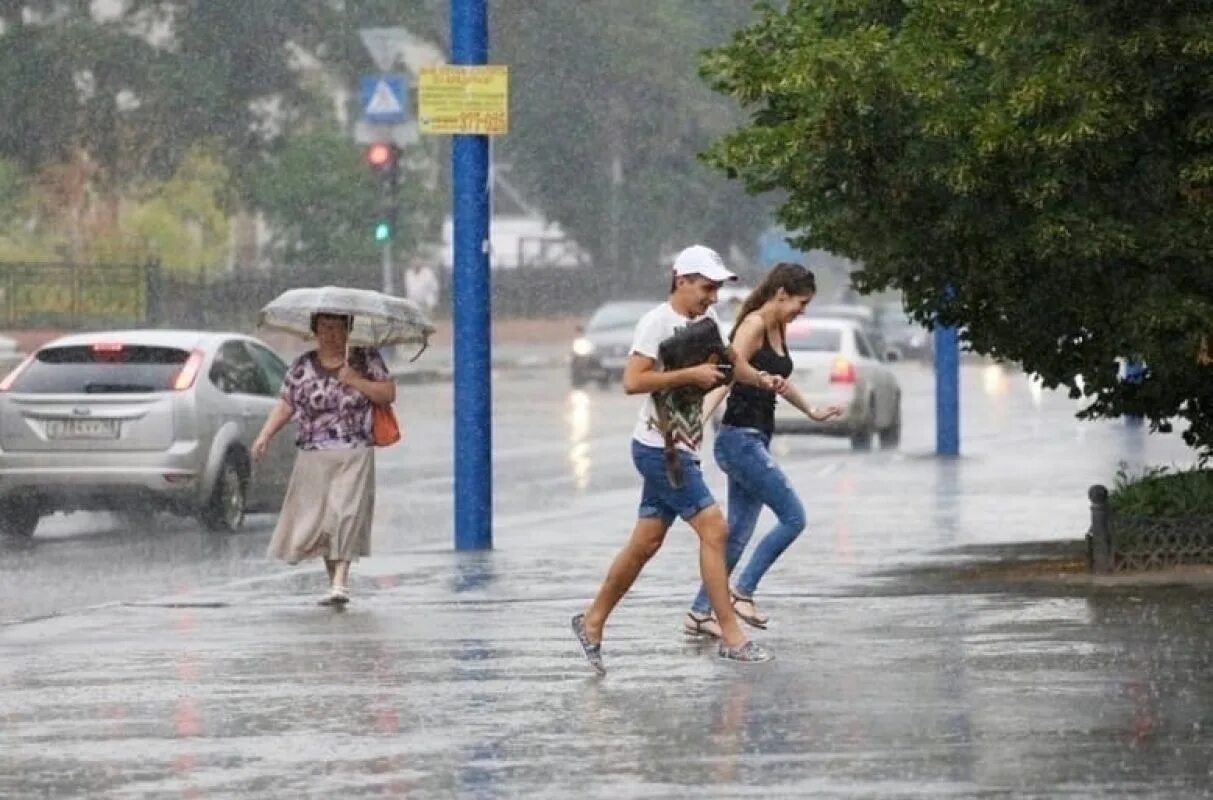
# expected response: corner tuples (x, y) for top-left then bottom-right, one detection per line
(572, 337), (595, 357)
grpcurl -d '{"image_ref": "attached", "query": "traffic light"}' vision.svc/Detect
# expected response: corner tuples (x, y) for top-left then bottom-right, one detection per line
(365, 142), (401, 244)
(365, 142), (398, 174)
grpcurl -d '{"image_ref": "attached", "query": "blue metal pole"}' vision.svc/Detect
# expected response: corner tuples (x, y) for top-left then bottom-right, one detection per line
(935, 324), (960, 456)
(451, 0), (492, 550)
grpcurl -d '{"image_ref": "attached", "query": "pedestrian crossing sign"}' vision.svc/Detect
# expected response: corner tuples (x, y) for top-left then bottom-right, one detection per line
(360, 74), (409, 124)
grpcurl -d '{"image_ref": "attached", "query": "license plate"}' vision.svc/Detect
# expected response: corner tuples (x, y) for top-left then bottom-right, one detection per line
(45, 418), (120, 440)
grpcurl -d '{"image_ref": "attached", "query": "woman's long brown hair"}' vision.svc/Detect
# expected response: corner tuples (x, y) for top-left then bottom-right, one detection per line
(729, 262), (817, 342)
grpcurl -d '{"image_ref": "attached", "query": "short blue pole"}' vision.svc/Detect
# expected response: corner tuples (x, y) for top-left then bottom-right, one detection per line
(935, 324), (960, 456)
(451, 0), (492, 550)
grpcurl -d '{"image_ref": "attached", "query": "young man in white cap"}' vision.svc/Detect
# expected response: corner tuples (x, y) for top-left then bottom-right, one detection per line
(572, 244), (776, 672)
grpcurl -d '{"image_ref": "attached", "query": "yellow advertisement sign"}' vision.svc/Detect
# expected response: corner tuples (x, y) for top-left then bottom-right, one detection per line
(418, 65), (509, 135)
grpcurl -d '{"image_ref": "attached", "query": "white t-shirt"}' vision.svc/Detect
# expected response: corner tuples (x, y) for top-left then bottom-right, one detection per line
(630, 302), (719, 452)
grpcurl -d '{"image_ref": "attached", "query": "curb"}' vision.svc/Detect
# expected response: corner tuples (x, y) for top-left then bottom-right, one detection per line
(390, 354), (567, 384)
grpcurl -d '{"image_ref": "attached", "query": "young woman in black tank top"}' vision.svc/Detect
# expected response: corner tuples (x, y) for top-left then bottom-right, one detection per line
(684, 263), (841, 638)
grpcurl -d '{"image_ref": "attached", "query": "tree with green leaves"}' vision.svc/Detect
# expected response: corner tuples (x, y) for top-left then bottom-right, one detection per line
(247, 130), (440, 273)
(0, 1), (445, 271)
(703, 0), (1213, 456)
(95, 143), (232, 272)
(1, 1), (781, 283)
(491, 0), (775, 285)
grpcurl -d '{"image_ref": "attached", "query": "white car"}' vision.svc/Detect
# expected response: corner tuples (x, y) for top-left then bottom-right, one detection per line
(774, 317), (901, 449)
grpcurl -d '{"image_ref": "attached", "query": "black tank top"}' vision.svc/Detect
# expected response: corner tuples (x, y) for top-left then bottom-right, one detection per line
(723, 326), (794, 434)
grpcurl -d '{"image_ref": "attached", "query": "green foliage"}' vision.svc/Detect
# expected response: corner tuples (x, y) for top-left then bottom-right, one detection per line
(247, 130), (441, 268)
(84, 144), (231, 272)
(0, 159), (25, 219)
(1111, 465), (1213, 517)
(703, 0), (1213, 455)
(0, 157), (54, 261)
(493, 1), (775, 283)
(0, 1), (446, 270)
(0, 1), (774, 282)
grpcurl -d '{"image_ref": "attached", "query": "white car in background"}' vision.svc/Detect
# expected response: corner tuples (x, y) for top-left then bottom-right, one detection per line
(774, 317), (902, 450)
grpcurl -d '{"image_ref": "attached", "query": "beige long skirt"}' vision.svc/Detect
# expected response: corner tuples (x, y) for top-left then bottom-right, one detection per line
(267, 446), (375, 564)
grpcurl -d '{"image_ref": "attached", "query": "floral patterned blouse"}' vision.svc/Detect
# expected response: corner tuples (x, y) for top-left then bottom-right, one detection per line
(280, 348), (390, 451)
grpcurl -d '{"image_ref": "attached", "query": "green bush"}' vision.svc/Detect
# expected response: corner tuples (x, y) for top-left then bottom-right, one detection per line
(1110, 465), (1213, 517)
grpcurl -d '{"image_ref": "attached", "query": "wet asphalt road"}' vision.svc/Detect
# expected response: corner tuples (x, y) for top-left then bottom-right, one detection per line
(0, 361), (1196, 622)
(2, 362), (1212, 798)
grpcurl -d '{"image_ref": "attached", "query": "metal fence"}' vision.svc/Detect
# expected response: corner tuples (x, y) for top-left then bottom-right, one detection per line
(0, 262), (150, 329)
(0, 260), (615, 333)
(1087, 484), (1213, 572)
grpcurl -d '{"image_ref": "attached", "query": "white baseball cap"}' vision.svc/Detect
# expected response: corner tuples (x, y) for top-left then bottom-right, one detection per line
(671, 244), (738, 283)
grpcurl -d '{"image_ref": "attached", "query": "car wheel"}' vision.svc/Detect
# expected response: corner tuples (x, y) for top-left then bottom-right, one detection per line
(0, 500), (41, 537)
(850, 402), (875, 451)
(571, 371), (589, 389)
(201, 453), (247, 533)
(597, 375), (611, 390)
(880, 397), (902, 450)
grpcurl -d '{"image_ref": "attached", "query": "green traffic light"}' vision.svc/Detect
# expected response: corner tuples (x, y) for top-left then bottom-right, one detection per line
(374, 222), (391, 242)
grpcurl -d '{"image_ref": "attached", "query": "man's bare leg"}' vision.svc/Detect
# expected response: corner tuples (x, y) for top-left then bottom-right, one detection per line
(688, 505), (747, 648)
(583, 516), (672, 643)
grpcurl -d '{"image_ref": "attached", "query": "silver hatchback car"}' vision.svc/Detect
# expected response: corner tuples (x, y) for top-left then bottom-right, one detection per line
(0, 330), (296, 537)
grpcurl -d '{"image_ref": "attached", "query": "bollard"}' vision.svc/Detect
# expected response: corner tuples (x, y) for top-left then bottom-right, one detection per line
(1087, 484), (1112, 573)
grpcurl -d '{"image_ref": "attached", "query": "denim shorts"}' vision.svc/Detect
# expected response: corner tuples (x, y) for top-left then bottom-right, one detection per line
(631, 440), (716, 523)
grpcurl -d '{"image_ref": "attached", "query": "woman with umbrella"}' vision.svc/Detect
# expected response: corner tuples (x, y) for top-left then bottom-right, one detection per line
(252, 287), (431, 605)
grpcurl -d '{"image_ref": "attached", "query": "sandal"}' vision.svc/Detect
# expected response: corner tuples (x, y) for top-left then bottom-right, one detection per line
(731, 591), (768, 629)
(683, 611), (722, 639)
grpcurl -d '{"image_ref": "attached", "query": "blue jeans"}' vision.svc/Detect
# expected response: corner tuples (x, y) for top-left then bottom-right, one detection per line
(690, 425), (805, 614)
(632, 440), (716, 524)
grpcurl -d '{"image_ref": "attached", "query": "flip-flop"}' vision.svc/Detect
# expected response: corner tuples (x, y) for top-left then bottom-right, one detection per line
(731, 592), (768, 629)
(683, 611), (722, 639)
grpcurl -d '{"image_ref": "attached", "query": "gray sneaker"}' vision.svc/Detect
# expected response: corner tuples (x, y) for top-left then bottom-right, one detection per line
(571, 613), (606, 676)
(718, 640), (774, 664)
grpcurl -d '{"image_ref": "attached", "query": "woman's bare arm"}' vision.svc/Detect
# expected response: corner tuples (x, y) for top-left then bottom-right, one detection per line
(252, 399), (293, 462)
(338, 364), (396, 405)
(726, 314), (774, 390)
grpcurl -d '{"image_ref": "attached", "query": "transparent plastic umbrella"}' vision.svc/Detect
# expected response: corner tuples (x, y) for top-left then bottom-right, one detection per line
(257, 286), (435, 360)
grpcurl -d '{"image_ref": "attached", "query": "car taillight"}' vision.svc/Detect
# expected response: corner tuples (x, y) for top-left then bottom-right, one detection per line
(829, 357), (856, 384)
(172, 350), (205, 391)
(0, 354), (35, 392)
(91, 342), (124, 353)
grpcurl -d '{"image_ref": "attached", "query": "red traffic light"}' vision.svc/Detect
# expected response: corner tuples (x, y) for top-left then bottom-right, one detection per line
(365, 142), (396, 170)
